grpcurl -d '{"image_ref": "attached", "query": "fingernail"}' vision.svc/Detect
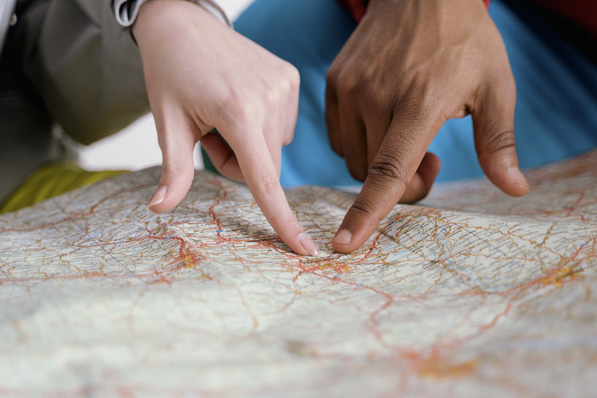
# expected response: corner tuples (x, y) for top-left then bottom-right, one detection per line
(148, 185), (168, 209)
(508, 167), (528, 187)
(297, 232), (319, 256)
(333, 229), (352, 246)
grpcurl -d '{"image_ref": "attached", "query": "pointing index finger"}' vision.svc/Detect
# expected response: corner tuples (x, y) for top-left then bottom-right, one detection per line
(232, 130), (319, 257)
(332, 120), (433, 254)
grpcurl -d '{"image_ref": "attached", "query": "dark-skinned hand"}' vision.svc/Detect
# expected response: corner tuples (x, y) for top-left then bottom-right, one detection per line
(326, 0), (530, 253)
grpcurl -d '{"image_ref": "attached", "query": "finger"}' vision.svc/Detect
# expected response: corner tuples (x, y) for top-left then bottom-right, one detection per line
(265, 63), (298, 177)
(262, 62), (298, 178)
(364, 110), (391, 168)
(473, 76), (529, 197)
(362, 103), (436, 203)
(282, 65), (300, 147)
(398, 152), (441, 203)
(339, 97), (368, 181)
(232, 130), (319, 256)
(325, 76), (343, 157)
(267, 141), (282, 180)
(263, 111), (283, 180)
(332, 117), (435, 254)
(148, 110), (198, 213)
(199, 131), (243, 182)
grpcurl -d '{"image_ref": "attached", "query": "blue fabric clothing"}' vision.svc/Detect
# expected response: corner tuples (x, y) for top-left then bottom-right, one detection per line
(234, 0), (597, 187)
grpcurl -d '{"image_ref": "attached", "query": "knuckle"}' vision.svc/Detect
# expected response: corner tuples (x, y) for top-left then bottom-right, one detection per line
(478, 128), (517, 156)
(271, 62), (300, 98)
(161, 163), (192, 185)
(223, 91), (251, 117)
(368, 155), (408, 184)
(258, 173), (281, 196)
(326, 64), (339, 88)
(334, 71), (361, 97)
(395, 75), (441, 118)
(263, 84), (281, 107)
(360, 83), (383, 106)
(350, 195), (378, 218)
(161, 162), (182, 178)
(283, 63), (301, 92)
(265, 66), (300, 107)
(351, 194), (385, 221)
(328, 66), (381, 102)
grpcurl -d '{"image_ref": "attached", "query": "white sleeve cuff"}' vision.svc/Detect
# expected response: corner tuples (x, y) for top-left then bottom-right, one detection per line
(113, 0), (231, 28)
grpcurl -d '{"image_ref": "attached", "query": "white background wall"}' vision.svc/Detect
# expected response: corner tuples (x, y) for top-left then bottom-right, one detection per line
(78, 0), (255, 171)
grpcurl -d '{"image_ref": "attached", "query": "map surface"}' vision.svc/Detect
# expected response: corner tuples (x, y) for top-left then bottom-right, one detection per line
(1, 151), (596, 397)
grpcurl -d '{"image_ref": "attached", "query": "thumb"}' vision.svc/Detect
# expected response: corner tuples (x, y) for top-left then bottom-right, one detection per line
(148, 111), (197, 213)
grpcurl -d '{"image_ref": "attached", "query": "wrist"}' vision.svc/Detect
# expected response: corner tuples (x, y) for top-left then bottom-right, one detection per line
(133, 0), (207, 44)
(117, 0), (230, 39)
(133, 0), (174, 39)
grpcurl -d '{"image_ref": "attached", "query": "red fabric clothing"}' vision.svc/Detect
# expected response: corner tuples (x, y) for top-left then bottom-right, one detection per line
(528, 0), (597, 40)
(337, 0), (491, 23)
(336, 0), (595, 40)
(336, 0), (367, 22)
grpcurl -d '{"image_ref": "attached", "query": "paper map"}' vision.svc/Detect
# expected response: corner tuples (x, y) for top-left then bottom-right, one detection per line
(1, 151), (596, 397)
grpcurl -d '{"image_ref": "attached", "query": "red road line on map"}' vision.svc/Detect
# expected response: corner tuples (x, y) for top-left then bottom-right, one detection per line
(208, 178), (227, 238)
(480, 301), (512, 332)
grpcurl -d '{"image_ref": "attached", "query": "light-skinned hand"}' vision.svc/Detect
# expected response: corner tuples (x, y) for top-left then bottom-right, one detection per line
(134, 0), (318, 256)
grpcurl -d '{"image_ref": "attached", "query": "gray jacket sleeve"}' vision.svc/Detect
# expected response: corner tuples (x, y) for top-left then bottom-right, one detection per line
(25, 0), (229, 146)
(0, 0), (17, 58)
(25, 0), (148, 145)
(113, 0), (230, 27)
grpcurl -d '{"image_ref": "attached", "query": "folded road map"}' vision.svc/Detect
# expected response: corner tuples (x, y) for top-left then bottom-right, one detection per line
(1, 150), (596, 397)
